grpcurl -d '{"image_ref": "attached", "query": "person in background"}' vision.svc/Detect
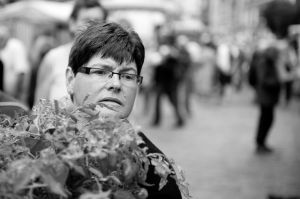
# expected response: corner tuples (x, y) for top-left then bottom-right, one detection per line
(0, 57), (3, 91)
(175, 35), (193, 116)
(28, 29), (56, 108)
(65, 21), (183, 199)
(196, 32), (218, 98)
(34, 0), (107, 105)
(277, 38), (298, 106)
(0, 25), (30, 105)
(152, 25), (191, 127)
(249, 45), (282, 154)
(215, 39), (233, 100)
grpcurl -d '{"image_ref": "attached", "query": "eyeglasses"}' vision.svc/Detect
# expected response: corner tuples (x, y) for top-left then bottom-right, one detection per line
(77, 67), (143, 86)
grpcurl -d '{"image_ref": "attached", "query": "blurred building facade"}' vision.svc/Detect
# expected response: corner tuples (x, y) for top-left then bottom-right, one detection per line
(0, 0), (181, 51)
(173, 0), (264, 41)
(203, 0), (260, 35)
(0, 0), (276, 49)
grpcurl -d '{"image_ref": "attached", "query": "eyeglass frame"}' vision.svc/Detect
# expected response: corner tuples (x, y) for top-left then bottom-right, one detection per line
(76, 66), (143, 85)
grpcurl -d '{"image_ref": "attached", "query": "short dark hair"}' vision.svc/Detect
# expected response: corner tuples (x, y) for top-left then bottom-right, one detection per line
(70, 0), (108, 21)
(68, 21), (145, 75)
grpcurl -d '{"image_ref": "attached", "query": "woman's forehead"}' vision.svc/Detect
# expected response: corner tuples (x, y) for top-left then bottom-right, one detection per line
(87, 55), (137, 70)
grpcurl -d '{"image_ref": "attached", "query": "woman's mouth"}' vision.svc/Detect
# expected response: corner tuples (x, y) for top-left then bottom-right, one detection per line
(97, 98), (123, 109)
(99, 98), (122, 105)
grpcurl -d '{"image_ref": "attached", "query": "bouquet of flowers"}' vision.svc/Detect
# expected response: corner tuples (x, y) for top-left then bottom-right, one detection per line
(0, 99), (190, 199)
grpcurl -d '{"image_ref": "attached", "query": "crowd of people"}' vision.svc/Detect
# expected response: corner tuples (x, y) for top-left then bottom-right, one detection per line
(0, 0), (299, 152)
(139, 25), (300, 132)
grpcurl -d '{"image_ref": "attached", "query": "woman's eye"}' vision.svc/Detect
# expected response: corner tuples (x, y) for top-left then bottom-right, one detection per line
(122, 74), (136, 80)
(93, 70), (110, 76)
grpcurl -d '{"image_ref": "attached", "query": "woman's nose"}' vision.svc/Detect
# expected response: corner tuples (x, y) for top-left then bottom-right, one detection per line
(106, 73), (122, 91)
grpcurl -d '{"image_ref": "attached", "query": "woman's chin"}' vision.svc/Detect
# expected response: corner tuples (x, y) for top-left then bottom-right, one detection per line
(98, 107), (123, 119)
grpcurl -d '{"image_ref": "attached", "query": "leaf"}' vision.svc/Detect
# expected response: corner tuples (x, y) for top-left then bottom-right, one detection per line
(158, 176), (168, 191)
(0, 114), (12, 127)
(29, 138), (51, 156)
(122, 158), (138, 183)
(169, 159), (192, 199)
(9, 159), (38, 192)
(77, 107), (98, 117)
(85, 103), (97, 110)
(54, 100), (60, 115)
(86, 112), (100, 122)
(38, 159), (69, 197)
(179, 182), (192, 199)
(65, 160), (86, 176)
(100, 175), (122, 186)
(82, 94), (90, 104)
(23, 137), (39, 149)
(89, 167), (103, 178)
(107, 151), (118, 167)
(15, 122), (29, 131)
(135, 188), (148, 199)
(148, 153), (172, 179)
(28, 125), (39, 135)
(113, 190), (136, 199)
(79, 190), (111, 199)
(40, 172), (67, 197)
(69, 113), (78, 122)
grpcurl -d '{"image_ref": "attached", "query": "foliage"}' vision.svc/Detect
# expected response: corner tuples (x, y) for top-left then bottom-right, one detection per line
(0, 99), (190, 199)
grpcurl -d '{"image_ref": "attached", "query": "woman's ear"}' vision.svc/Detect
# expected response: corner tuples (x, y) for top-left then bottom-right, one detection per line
(66, 67), (75, 96)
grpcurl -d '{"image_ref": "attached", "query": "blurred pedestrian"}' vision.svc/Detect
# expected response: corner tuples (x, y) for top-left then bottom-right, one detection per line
(0, 25), (30, 105)
(138, 25), (164, 116)
(140, 43), (161, 114)
(176, 35), (193, 116)
(215, 40), (233, 100)
(195, 32), (217, 97)
(152, 31), (190, 127)
(0, 58), (3, 91)
(28, 29), (56, 108)
(34, 0), (107, 105)
(277, 39), (298, 106)
(249, 45), (281, 154)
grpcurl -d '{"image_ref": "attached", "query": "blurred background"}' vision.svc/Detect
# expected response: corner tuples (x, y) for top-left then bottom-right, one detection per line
(0, 0), (300, 198)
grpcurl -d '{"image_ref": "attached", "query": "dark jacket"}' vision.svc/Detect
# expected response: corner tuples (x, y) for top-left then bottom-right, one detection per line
(154, 46), (191, 92)
(0, 58), (4, 91)
(138, 132), (182, 199)
(249, 47), (281, 107)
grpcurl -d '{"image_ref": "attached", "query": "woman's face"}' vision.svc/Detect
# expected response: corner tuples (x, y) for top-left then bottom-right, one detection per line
(66, 55), (139, 119)
(70, 7), (106, 35)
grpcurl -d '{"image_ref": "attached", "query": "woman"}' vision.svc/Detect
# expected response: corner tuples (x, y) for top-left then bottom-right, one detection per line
(65, 21), (183, 199)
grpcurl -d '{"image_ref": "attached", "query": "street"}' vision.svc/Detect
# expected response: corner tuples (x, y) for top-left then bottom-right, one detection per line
(131, 87), (300, 199)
